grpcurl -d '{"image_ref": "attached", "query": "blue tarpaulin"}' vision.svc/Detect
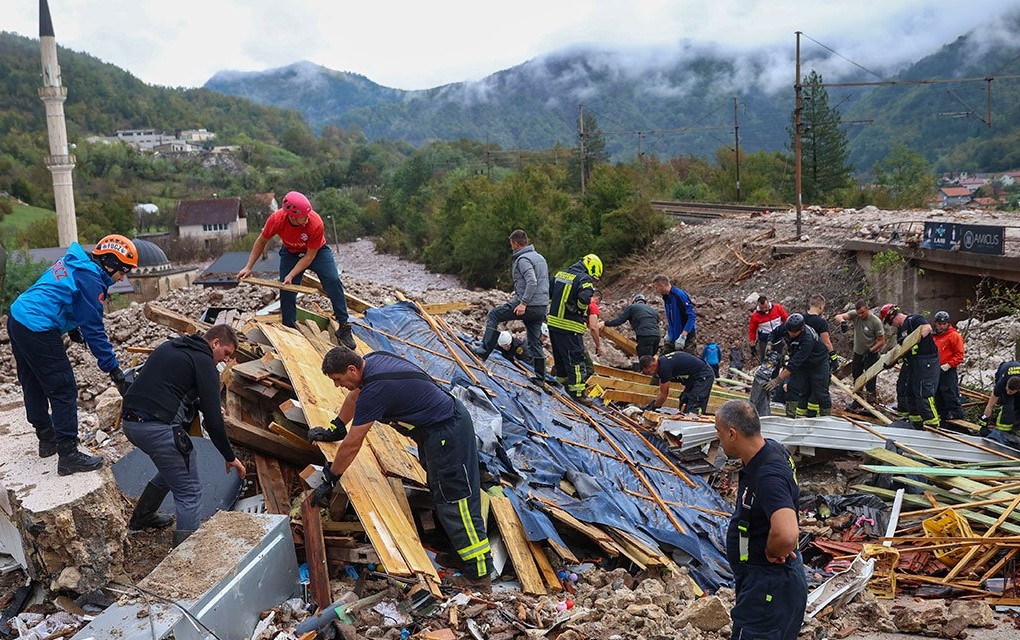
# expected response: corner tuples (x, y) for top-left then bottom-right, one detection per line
(352, 302), (733, 589)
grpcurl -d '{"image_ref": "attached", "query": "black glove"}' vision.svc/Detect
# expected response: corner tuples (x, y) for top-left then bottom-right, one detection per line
(883, 360), (895, 370)
(110, 367), (131, 396)
(67, 328), (85, 344)
(306, 417), (348, 442)
(763, 378), (782, 393)
(829, 351), (839, 367)
(312, 466), (341, 507)
(642, 401), (658, 411)
(839, 321), (850, 334)
(660, 340), (675, 355)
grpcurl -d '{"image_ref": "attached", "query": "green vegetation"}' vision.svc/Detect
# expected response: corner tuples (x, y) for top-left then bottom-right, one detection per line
(793, 71), (854, 205)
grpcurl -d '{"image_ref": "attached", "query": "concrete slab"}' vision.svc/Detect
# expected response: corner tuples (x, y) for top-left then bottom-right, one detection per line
(72, 511), (299, 640)
(0, 406), (126, 592)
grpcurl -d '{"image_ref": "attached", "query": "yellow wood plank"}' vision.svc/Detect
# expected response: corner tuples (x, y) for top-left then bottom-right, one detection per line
(489, 493), (547, 595)
(388, 477), (415, 528)
(601, 326), (637, 356)
(367, 427), (428, 486)
(268, 421), (319, 451)
(533, 498), (620, 557)
(243, 276), (322, 296)
(421, 301), (474, 315)
(529, 540), (563, 592)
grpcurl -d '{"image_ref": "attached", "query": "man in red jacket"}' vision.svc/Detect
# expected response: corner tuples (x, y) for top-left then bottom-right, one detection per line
(749, 295), (789, 362)
(932, 310), (965, 420)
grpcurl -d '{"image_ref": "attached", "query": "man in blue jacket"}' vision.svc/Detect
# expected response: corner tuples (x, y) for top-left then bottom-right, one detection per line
(7, 234), (136, 475)
(652, 274), (697, 355)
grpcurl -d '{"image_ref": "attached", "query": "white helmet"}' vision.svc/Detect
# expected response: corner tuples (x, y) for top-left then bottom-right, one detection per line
(498, 331), (513, 349)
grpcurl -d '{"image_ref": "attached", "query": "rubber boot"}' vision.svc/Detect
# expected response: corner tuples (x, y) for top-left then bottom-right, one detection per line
(56, 440), (104, 476)
(173, 529), (195, 548)
(129, 482), (174, 531)
(335, 322), (356, 350)
(36, 426), (57, 458)
(784, 401), (799, 419)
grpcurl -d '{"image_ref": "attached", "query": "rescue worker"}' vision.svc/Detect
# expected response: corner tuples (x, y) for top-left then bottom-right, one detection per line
(701, 342), (722, 378)
(314, 347), (492, 588)
(652, 274), (697, 354)
(602, 294), (661, 358)
(978, 361), (1020, 445)
(495, 330), (529, 364)
(237, 191), (356, 350)
(749, 295), (789, 362)
(932, 310), (965, 420)
(833, 300), (885, 410)
(715, 400), (807, 640)
(803, 294), (838, 372)
(639, 351), (715, 415)
(763, 313), (831, 417)
(548, 254), (602, 403)
(121, 325), (246, 546)
(7, 234), (136, 475)
(880, 304), (940, 430)
(581, 290), (604, 381)
(473, 230), (549, 386)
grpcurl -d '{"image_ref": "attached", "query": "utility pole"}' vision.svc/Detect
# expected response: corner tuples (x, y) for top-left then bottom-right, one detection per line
(733, 97), (741, 202)
(578, 104), (586, 195)
(794, 31), (804, 238)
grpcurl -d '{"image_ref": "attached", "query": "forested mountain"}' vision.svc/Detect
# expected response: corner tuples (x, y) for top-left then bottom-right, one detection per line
(206, 14), (1020, 173)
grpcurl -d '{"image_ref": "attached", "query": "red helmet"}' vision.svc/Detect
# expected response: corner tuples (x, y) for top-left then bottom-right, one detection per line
(93, 234), (138, 270)
(879, 303), (899, 324)
(281, 191), (313, 218)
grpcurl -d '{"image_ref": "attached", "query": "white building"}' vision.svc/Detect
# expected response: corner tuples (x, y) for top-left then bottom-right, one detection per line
(176, 197), (248, 247)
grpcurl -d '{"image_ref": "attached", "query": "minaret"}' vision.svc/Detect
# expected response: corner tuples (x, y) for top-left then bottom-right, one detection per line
(39, 0), (78, 247)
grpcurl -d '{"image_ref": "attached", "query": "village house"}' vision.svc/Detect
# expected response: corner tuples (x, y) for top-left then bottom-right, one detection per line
(938, 186), (973, 208)
(176, 197), (248, 247)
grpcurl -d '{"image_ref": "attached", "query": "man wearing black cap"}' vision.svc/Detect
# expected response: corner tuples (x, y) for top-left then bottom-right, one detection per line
(603, 294), (661, 358)
(764, 313), (831, 418)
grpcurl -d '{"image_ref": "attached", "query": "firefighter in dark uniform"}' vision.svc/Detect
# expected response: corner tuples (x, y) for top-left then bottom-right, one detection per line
(880, 304), (940, 429)
(764, 313), (831, 417)
(979, 361), (1020, 446)
(803, 294), (838, 372)
(314, 347), (492, 588)
(715, 400), (807, 640)
(495, 331), (529, 364)
(602, 294), (661, 358)
(639, 351), (715, 414)
(547, 254), (602, 402)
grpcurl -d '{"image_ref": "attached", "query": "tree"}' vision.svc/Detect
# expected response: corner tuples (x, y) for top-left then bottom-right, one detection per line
(871, 144), (934, 208)
(570, 111), (609, 192)
(791, 70), (853, 205)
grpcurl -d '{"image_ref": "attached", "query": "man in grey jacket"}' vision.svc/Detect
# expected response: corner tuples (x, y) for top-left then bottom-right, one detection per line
(603, 294), (661, 358)
(474, 230), (550, 381)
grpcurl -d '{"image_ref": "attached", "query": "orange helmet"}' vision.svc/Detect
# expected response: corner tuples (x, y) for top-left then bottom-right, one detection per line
(93, 234), (138, 271)
(879, 303), (899, 324)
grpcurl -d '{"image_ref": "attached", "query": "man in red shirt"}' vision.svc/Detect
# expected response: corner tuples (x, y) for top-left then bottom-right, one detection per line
(749, 295), (789, 362)
(237, 191), (356, 349)
(932, 310), (965, 420)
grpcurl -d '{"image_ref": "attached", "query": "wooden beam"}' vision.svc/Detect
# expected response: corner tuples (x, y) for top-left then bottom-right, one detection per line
(242, 276), (322, 296)
(300, 495), (332, 610)
(255, 454), (291, 515)
(268, 421), (319, 451)
(600, 326), (637, 356)
(420, 301), (473, 315)
(830, 375), (893, 425)
(143, 303), (211, 334)
(853, 326), (922, 393)
(488, 492), (547, 595)
(223, 415), (323, 467)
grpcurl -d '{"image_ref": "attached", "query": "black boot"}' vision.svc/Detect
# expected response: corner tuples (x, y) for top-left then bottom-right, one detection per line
(56, 440), (104, 476)
(36, 426), (57, 458)
(334, 322), (356, 350)
(173, 529), (195, 547)
(471, 345), (490, 361)
(129, 482), (174, 531)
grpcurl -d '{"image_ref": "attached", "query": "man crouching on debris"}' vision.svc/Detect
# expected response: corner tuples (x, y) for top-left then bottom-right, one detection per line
(715, 400), (807, 640)
(315, 346), (493, 589)
(639, 351), (715, 414)
(121, 324), (246, 546)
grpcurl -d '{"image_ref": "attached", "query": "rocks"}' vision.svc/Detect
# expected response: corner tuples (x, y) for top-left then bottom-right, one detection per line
(948, 599), (995, 628)
(893, 599), (948, 635)
(676, 595), (730, 632)
(93, 387), (122, 431)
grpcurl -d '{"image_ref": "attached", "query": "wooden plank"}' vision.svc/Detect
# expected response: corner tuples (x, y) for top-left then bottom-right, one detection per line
(242, 276), (322, 296)
(830, 376), (893, 425)
(533, 497), (620, 557)
(223, 415), (322, 467)
(528, 540), (563, 592)
(258, 324), (348, 430)
(367, 428), (427, 486)
(143, 303), (211, 334)
(280, 398), (309, 425)
(603, 389), (681, 410)
(388, 477), (415, 528)
(255, 454), (291, 515)
(943, 491), (1020, 581)
(594, 363), (652, 384)
(300, 495), (331, 609)
(600, 326), (637, 356)
(489, 492), (547, 595)
(268, 421), (318, 451)
(301, 272), (373, 313)
(420, 302), (474, 315)
(325, 544), (382, 566)
(853, 326), (922, 393)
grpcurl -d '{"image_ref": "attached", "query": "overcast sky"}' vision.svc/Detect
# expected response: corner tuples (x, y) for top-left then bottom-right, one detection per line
(7, 1), (1020, 89)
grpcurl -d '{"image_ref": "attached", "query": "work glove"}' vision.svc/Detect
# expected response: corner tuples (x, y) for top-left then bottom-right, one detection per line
(940, 363), (950, 372)
(763, 378), (782, 393)
(977, 415), (989, 429)
(839, 321), (850, 334)
(311, 466), (341, 507)
(306, 417), (348, 443)
(676, 334), (687, 349)
(883, 359), (896, 370)
(829, 351), (839, 367)
(67, 328), (85, 344)
(109, 367), (131, 396)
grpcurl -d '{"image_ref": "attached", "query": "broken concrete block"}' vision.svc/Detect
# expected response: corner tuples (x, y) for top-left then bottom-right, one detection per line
(0, 407), (126, 594)
(948, 599), (995, 628)
(677, 595), (730, 632)
(93, 386), (122, 430)
(893, 599), (948, 634)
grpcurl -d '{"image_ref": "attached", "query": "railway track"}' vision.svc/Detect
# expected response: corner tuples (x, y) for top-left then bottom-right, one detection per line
(650, 200), (789, 220)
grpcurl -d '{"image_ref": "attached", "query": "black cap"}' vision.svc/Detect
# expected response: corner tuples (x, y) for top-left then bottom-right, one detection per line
(40, 0), (55, 37)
